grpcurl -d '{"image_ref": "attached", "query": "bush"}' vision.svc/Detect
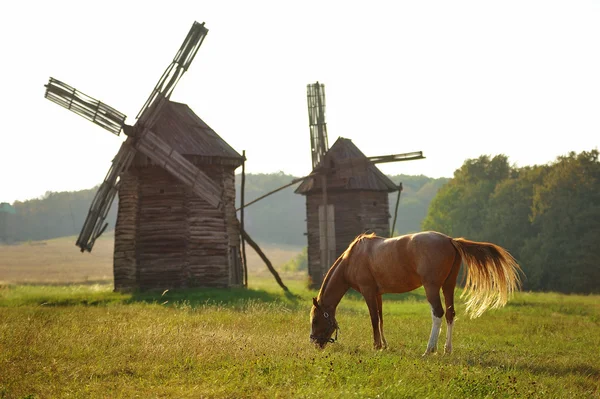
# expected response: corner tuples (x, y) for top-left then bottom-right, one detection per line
(281, 247), (307, 272)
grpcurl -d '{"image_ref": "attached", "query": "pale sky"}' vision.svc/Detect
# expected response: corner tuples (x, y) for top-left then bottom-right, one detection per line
(1, 0), (599, 203)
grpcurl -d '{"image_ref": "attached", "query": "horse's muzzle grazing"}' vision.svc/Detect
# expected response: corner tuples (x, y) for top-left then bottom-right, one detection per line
(310, 334), (336, 349)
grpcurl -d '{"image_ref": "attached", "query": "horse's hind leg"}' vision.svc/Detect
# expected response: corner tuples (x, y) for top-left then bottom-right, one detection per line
(423, 283), (444, 356)
(376, 294), (388, 349)
(441, 254), (461, 354)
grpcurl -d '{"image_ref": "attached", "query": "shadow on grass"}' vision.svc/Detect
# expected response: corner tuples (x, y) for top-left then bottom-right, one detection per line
(126, 286), (303, 309)
(2, 282), (426, 309)
(127, 285), (428, 309)
(0, 283), (304, 309)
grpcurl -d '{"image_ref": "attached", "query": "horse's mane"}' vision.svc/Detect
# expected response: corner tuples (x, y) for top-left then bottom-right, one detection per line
(316, 232), (377, 302)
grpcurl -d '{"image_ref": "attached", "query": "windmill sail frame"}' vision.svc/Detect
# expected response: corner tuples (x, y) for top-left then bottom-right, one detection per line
(44, 21), (221, 252)
(307, 82), (329, 170)
(76, 140), (136, 252)
(44, 78), (126, 136)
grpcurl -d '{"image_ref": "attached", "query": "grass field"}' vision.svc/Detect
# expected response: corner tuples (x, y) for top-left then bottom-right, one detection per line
(1, 238), (599, 398)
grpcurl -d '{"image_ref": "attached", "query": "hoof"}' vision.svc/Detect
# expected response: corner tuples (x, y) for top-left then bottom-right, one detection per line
(422, 348), (437, 357)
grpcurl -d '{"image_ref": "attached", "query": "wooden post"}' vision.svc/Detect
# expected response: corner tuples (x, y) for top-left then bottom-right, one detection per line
(241, 228), (289, 292)
(240, 150), (248, 287)
(390, 182), (403, 237)
(320, 173), (332, 277)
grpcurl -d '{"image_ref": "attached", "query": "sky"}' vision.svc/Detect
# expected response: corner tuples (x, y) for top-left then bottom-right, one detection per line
(1, 0), (599, 203)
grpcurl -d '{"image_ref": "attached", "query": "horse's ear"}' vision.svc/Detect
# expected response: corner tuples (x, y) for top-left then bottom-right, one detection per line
(312, 297), (320, 309)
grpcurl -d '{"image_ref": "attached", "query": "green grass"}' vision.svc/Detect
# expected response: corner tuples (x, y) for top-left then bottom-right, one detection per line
(1, 279), (599, 398)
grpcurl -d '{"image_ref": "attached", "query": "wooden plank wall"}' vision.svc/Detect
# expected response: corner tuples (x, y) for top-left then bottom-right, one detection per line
(186, 165), (229, 288)
(114, 172), (139, 290)
(318, 204), (336, 280)
(222, 169), (243, 286)
(356, 191), (391, 237)
(305, 190), (391, 288)
(114, 163), (240, 290)
(305, 195), (323, 288)
(137, 166), (188, 290)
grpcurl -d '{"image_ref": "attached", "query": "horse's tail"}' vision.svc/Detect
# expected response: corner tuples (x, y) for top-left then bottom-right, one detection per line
(451, 238), (523, 319)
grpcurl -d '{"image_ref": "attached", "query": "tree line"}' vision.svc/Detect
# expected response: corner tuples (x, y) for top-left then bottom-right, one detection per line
(4, 150), (598, 294)
(237, 172), (447, 246)
(7, 150), (600, 293)
(423, 150), (600, 294)
(4, 172), (444, 247)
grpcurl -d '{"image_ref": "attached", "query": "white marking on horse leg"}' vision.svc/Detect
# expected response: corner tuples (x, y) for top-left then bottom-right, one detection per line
(444, 321), (454, 354)
(423, 308), (442, 355)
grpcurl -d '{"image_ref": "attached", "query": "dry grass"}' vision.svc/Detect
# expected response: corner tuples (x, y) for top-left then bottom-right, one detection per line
(3, 236), (598, 398)
(1, 282), (599, 398)
(0, 234), (303, 285)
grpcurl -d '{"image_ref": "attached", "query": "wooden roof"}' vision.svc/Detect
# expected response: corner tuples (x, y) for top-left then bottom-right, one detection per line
(295, 137), (399, 194)
(150, 101), (243, 165)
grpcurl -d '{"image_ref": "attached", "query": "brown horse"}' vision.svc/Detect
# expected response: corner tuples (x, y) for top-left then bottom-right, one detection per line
(310, 231), (522, 355)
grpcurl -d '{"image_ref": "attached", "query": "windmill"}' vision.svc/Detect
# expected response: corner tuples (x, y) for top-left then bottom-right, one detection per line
(44, 21), (246, 290)
(296, 82), (426, 288)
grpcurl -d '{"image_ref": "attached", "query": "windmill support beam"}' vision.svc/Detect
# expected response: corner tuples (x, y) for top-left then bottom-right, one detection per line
(235, 175), (310, 212)
(390, 182), (403, 237)
(241, 228), (289, 292)
(240, 150), (248, 287)
(134, 128), (222, 208)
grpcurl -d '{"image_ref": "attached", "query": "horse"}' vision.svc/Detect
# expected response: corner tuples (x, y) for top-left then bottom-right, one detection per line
(309, 231), (523, 355)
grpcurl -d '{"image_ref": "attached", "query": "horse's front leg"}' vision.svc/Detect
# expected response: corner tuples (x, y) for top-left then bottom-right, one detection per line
(376, 294), (388, 349)
(362, 290), (384, 349)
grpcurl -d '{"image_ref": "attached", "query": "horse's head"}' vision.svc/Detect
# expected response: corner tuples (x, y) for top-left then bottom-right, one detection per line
(310, 297), (339, 349)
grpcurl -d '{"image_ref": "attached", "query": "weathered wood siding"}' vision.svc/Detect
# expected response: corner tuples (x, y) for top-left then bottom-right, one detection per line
(114, 172), (139, 290)
(185, 165), (228, 288)
(305, 190), (390, 288)
(137, 166), (188, 290)
(113, 162), (243, 291)
(222, 169), (243, 286)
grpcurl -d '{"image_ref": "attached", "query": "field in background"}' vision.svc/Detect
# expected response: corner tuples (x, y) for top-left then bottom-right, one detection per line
(0, 234), (304, 285)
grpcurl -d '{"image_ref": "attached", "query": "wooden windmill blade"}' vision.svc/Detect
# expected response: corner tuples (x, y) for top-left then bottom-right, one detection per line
(43, 78), (131, 251)
(368, 151), (425, 164)
(76, 140), (137, 252)
(307, 82), (334, 270)
(133, 128), (222, 208)
(136, 21), (208, 127)
(307, 82), (329, 169)
(129, 21), (222, 208)
(44, 20), (222, 253)
(44, 78), (127, 136)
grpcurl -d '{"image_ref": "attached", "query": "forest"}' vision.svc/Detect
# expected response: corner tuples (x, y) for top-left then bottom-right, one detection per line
(423, 149), (599, 294)
(2, 173), (446, 247)
(3, 149), (598, 294)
